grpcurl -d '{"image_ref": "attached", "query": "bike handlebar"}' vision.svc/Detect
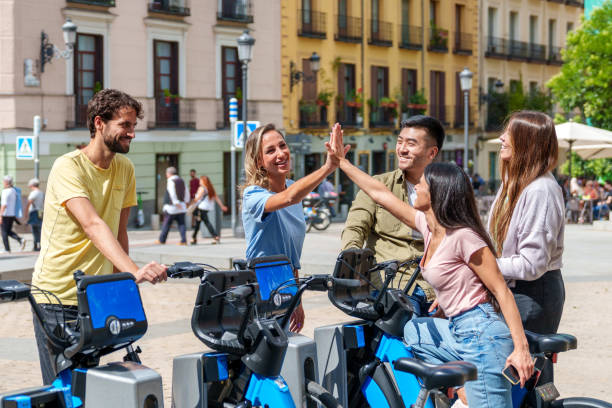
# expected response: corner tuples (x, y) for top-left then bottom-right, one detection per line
(167, 262), (207, 279)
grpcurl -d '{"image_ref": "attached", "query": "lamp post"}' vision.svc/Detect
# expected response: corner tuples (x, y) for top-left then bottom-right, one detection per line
(459, 67), (473, 173)
(230, 29), (254, 238)
(40, 18), (77, 72)
(289, 52), (320, 92)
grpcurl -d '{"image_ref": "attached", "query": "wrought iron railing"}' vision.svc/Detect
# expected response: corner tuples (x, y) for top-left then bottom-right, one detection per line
(399, 24), (422, 50)
(335, 15), (362, 43)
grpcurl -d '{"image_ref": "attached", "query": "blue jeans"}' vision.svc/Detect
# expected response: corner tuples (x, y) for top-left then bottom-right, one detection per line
(407, 285), (433, 317)
(404, 303), (513, 407)
(159, 212), (187, 244)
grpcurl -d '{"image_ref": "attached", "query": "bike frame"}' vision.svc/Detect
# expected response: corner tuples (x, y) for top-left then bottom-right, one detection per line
(245, 373), (296, 407)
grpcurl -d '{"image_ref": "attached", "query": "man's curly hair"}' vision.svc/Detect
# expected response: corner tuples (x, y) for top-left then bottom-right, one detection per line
(86, 89), (143, 138)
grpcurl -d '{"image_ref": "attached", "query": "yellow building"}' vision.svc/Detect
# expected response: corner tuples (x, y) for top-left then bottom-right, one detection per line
(281, 0), (479, 205)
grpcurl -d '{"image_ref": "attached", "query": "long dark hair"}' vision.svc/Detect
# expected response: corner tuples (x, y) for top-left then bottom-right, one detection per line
(425, 163), (500, 309)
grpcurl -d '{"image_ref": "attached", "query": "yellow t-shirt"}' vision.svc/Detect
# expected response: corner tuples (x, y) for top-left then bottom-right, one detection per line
(32, 150), (137, 305)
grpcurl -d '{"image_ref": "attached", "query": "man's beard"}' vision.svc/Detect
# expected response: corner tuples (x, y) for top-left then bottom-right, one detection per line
(104, 132), (130, 154)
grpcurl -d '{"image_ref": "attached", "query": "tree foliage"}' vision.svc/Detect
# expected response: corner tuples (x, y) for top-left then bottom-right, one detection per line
(547, 2), (612, 130)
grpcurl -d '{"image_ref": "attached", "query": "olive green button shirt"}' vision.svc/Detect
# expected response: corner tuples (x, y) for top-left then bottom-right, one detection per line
(341, 169), (435, 300)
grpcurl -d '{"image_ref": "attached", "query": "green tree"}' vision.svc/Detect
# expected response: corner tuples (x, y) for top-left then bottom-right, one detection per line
(547, 1), (612, 130)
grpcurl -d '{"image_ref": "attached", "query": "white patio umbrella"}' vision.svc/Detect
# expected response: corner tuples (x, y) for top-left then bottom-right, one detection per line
(573, 144), (612, 160)
(486, 121), (612, 175)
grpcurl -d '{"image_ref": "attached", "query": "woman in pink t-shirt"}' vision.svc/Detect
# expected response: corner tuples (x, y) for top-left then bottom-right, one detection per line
(330, 128), (533, 407)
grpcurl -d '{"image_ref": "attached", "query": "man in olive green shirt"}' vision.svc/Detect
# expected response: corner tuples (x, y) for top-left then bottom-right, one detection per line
(341, 115), (445, 314)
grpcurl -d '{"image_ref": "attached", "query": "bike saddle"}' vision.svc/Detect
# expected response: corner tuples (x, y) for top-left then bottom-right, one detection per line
(393, 358), (477, 390)
(525, 331), (577, 354)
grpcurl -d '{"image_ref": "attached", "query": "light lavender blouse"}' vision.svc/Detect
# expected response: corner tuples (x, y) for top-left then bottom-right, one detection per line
(488, 172), (564, 284)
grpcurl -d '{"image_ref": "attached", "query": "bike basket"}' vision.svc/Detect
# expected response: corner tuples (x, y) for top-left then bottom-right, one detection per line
(64, 272), (147, 359)
(191, 269), (257, 355)
(329, 248), (380, 321)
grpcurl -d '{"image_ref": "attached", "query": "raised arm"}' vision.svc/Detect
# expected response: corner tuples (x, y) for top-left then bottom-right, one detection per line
(264, 123), (348, 212)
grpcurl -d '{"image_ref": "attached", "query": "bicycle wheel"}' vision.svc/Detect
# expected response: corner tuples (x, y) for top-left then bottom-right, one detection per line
(312, 212), (331, 230)
(306, 380), (342, 408)
(305, 217), (313, 232)
(550, 398), (612, 408)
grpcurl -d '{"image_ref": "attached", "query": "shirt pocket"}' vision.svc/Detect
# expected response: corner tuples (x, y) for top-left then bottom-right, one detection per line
(375, 205), (401, 233)
(111, 185), (126, 211)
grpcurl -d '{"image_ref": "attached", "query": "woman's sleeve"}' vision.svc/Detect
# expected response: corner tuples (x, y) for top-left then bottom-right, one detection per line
(243, 186), (274, 224)
(497, 190), (563, 281)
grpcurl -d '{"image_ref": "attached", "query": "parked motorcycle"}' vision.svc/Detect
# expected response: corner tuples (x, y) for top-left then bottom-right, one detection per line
(303, 192), (333, 232)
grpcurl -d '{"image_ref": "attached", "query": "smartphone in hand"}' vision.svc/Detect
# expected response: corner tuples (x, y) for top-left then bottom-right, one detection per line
(502, 365), (520, 385)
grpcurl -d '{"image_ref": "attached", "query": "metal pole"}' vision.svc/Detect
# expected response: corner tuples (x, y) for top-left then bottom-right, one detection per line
(230, 61), (249, 238)
(229, 98), (238, 237)
(463, 91), (469, 173)
(33, 115), (41, 179)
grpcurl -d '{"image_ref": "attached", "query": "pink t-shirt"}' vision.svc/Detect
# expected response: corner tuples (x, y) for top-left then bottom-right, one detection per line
(414, 211), (490, 317)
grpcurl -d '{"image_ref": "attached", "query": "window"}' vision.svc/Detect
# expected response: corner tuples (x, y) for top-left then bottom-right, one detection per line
(402, 68), (417, 109)
(566, 22), (574, 33)
(430, 0), (437, 26)
(529, 16), (538, 44)
(302, 0), (312, 25)
(509, 12), (518, 42)
(548, 19), (557, 48)
(154, 40), (179, 126)
(429, 70), (445, 123)
(488, 77), (498, 91)
(370, 66), (390, 125)
(402, 0), (410, 25)
(337, 63), (357, 125)
(487, 7), (497, 37)
(529, 81), (539, 93)
(509, 79), (521, 93)
(74, 33), (103, 127)
(221, 46), (242, 127)
(371, 0), (380, 37)
(455, 4), (464, 35)
(338, 0), (347, 29)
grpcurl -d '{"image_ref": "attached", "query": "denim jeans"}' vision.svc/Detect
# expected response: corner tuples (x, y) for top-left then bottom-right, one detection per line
(404, 303), (514, 407)
(158, 212), (186, 244)
(407, 284), (433, 317)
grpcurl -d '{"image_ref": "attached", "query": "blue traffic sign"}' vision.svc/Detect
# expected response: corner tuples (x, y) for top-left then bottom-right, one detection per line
(233, 121), (260, 148)
(16, 136), (34, 160)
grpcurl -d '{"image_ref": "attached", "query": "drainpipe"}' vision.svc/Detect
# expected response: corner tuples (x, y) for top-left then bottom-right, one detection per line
(421, 0), (425, 90)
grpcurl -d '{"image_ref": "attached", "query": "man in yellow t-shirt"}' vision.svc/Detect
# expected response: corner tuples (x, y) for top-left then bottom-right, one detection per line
(31, 89), (167, 384)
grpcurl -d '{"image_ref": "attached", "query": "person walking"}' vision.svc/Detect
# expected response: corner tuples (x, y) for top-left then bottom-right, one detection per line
(31, 88), (167, 384)
(24, 178), (44, 251)
(190, 175), (227, 245)
(341, 115), (445, 315)
(0, 175), (26, 253)
(157, 167), (188, 245)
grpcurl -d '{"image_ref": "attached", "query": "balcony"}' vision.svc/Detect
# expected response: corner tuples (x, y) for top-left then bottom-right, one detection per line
(151, 97), (195, 129)
(298, 10), (326, 39)
(428, 27), (449, 52)
(217, 1), (253, 23)
(399, 25), (422, 50)
(67, 0), (115, 6)
(547, 0), (564, 3)
(369, 20), (393, 47)
(299, 102), (328, 129)
(485, 36), (508, 58)
(335, 15), (362, 43)
(453, 32), (472, 55)
(452, 104), (475, 128)
(527, 43), (547, 62)
(565, 0), (584, 6)
(148, 0), (190, 17)
(429, 104), (448, 126)
(548, 46), (563, 65)
(508, 39), (529, 60)
(370, 101), (398, 128)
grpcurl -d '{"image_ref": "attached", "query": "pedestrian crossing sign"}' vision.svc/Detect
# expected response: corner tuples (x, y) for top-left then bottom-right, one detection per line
(16, 136), (34, 160)
(233, 121), (260, 149)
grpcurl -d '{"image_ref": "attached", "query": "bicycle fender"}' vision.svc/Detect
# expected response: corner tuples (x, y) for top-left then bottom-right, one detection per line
(244, 373), (296, 407)
(361, 364), (406, 408)
(550, 397), (612, 408)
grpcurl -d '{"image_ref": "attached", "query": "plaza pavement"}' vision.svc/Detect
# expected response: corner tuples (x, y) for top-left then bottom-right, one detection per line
(0, 222), (610, 405)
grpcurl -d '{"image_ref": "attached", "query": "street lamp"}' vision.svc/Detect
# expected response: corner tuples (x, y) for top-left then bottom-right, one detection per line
(289, 52), (320, 92)
(40, 17), (77, 73)
(459, 67), (473, 173)
(230, 30), (255, 238)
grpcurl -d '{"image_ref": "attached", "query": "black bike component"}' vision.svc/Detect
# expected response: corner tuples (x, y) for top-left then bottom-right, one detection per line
(167, 262), (206, 279)
(63, 272), (148, 361)
(189, 269), (257, 355)
(1, 386), (68, 408)
(374, 289), (415, 338)
(225, 284), (257, 303)
(525, 331), (577, 354)
(401, 259), (423, 294)
(233, 259), (248, 271)
(393, 358), (477, 390)
(0, 280), (30, 302)
(241, 318), (288, 377)
(370, 363), (406, 408)
(305, 379), (342, 408)
(123, 345), (142, 363)
(550, 397), (612, 407)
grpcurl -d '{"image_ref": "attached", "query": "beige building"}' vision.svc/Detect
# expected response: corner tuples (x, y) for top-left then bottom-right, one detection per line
(476, 0), (583, 186)
(0, 0), (282, 225)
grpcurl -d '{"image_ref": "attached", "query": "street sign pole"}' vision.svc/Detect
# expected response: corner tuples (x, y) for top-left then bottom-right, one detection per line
(229, 98), (238, 238)
(33, 115), (41, 179)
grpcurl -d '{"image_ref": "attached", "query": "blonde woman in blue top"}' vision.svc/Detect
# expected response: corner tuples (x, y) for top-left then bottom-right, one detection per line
(241, 123), (348, 332)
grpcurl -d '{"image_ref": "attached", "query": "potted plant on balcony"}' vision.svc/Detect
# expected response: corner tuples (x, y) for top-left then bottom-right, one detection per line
(430, 22), (448, 49)
(345, 88), (363, 109)
(379, 97), (398, 109)
(407, 90), (428, 112)
(299, 99), (318, 115)
(163, 88), (180, 106)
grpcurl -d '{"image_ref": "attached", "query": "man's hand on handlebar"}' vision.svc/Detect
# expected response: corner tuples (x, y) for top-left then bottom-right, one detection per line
(290, 303), (305, 333)
(134, 261), (168, 285)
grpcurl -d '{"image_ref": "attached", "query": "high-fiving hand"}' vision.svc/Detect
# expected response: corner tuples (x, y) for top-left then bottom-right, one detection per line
(324, 123), (351, 168)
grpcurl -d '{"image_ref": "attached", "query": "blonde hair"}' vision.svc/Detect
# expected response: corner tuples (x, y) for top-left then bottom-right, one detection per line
(490, 111), (558, 254)
(241, 123), (283, 193)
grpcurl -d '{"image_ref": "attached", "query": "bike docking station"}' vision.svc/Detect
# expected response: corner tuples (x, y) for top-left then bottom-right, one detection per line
(0, 272), (164, 408)
(169, 256), (322, 408)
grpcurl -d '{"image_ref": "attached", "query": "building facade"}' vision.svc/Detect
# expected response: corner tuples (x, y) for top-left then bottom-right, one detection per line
(476, 0), (583, 186)
(0, 0), (281, 225)
(281, 0), (480, 206)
